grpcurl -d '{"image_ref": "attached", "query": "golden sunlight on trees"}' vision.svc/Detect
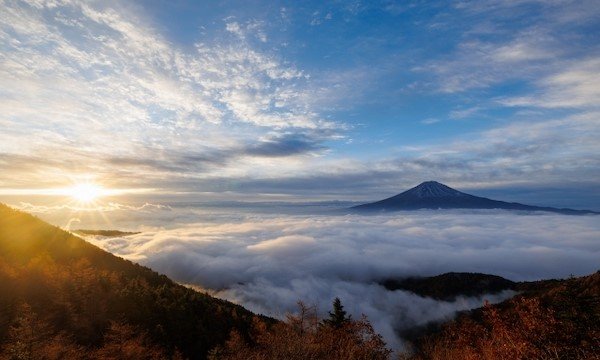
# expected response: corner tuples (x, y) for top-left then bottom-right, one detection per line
(90, 321), (172, 360)
(209, 299), (392, 360)
(0, 304), (171, 360)
(0, 303), (84, 360)
(0, 204), (258, 360)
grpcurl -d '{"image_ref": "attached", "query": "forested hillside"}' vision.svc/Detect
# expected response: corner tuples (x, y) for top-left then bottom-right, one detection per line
(408, 271), (600, 359)
(0, 204), (260, 359)
(381, 272), (516, 301)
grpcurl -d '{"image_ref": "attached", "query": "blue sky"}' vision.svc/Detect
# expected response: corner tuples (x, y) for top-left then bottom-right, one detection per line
(0, 0), (599, 209)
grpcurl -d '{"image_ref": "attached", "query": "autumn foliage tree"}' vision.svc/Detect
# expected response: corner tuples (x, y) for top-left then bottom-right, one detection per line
(410, 272), (600, 360)
(210, 300), (392, 360)
(90, 321), (170, 360)
(0, 303), (84, 360)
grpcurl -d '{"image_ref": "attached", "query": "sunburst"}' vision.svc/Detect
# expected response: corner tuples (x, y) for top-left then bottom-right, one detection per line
(66, 183), (105, 203)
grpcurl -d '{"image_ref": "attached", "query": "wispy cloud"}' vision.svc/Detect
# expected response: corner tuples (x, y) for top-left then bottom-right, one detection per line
(449, 106), (481, 119)
(0, 0), (337, 188)
(162, 110), (597, 206)
(416, 0), (598, 95)
(15, 201), (170, 214)
(245, 133), (327, 157)
(418, 36), (555, 93)
(225, 19), (268, 42)
(499, 58), (600, 109)
(421, 117), (440, 125)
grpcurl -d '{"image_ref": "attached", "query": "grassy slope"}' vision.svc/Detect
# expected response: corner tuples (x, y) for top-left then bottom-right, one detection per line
(0, 204), (260, 359)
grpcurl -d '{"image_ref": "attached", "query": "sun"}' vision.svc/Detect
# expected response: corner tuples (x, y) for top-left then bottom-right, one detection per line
(68, 183), (104, 203)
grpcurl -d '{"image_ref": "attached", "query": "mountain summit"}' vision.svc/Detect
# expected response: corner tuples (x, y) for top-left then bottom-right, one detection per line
(352, 181), (597, 214)
(399, 181), (465, 198)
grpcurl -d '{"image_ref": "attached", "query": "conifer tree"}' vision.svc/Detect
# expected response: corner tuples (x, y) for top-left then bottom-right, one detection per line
(322, 297), (351, 329)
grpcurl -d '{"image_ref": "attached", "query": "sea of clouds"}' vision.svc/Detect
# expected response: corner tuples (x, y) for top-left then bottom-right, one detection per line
(59, 204), (600, 350)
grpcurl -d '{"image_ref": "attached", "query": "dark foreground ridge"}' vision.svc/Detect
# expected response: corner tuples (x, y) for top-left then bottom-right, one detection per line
(353, 181), (598, 214)
(0, 203), (263, 360)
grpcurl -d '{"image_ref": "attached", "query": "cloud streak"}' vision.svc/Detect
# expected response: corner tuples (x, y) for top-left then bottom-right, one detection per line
(500, 58), (600, 109)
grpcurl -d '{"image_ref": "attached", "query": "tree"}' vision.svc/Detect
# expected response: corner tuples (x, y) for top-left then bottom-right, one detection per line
(209, 303), (392, 360)
(0, 303), (85, 360)
(322, 297), (351, 329)
(91, 321), (168, 360)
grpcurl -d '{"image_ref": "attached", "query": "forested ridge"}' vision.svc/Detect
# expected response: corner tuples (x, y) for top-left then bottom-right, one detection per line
(406, 271), (600, 359)
(0, 204), (260, 359)
(381, 272), (516, 301)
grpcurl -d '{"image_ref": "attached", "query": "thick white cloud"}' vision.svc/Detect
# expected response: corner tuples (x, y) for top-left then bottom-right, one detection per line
(77, 207), (599, 350)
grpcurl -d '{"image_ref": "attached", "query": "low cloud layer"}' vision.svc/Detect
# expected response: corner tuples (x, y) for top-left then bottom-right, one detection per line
(80, 208), (599, 350)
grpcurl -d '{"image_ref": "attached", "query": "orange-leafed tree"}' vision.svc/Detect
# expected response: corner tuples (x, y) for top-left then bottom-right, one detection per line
(91, 321), (169, 360)
(210, 299), (392, 360)
(0, 303), (85, 360)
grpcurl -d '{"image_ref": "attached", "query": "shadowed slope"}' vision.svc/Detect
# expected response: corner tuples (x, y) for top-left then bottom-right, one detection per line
(381, 272), (516, 301)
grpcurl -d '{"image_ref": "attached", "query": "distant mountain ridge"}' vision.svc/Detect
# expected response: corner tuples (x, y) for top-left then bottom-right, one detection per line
(380, 272), (516, 301)
(73, 229), (141, 237)
(353, 181), (598, 214)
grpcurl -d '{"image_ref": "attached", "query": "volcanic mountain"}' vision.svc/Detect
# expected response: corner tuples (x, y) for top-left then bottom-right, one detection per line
(352, 181), (597, 214)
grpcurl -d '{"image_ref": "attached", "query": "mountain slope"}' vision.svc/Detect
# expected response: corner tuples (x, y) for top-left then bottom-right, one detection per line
(0, 203), (261, 359)
(407, 271), (600, 359)
(353, 181), (597, 214)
